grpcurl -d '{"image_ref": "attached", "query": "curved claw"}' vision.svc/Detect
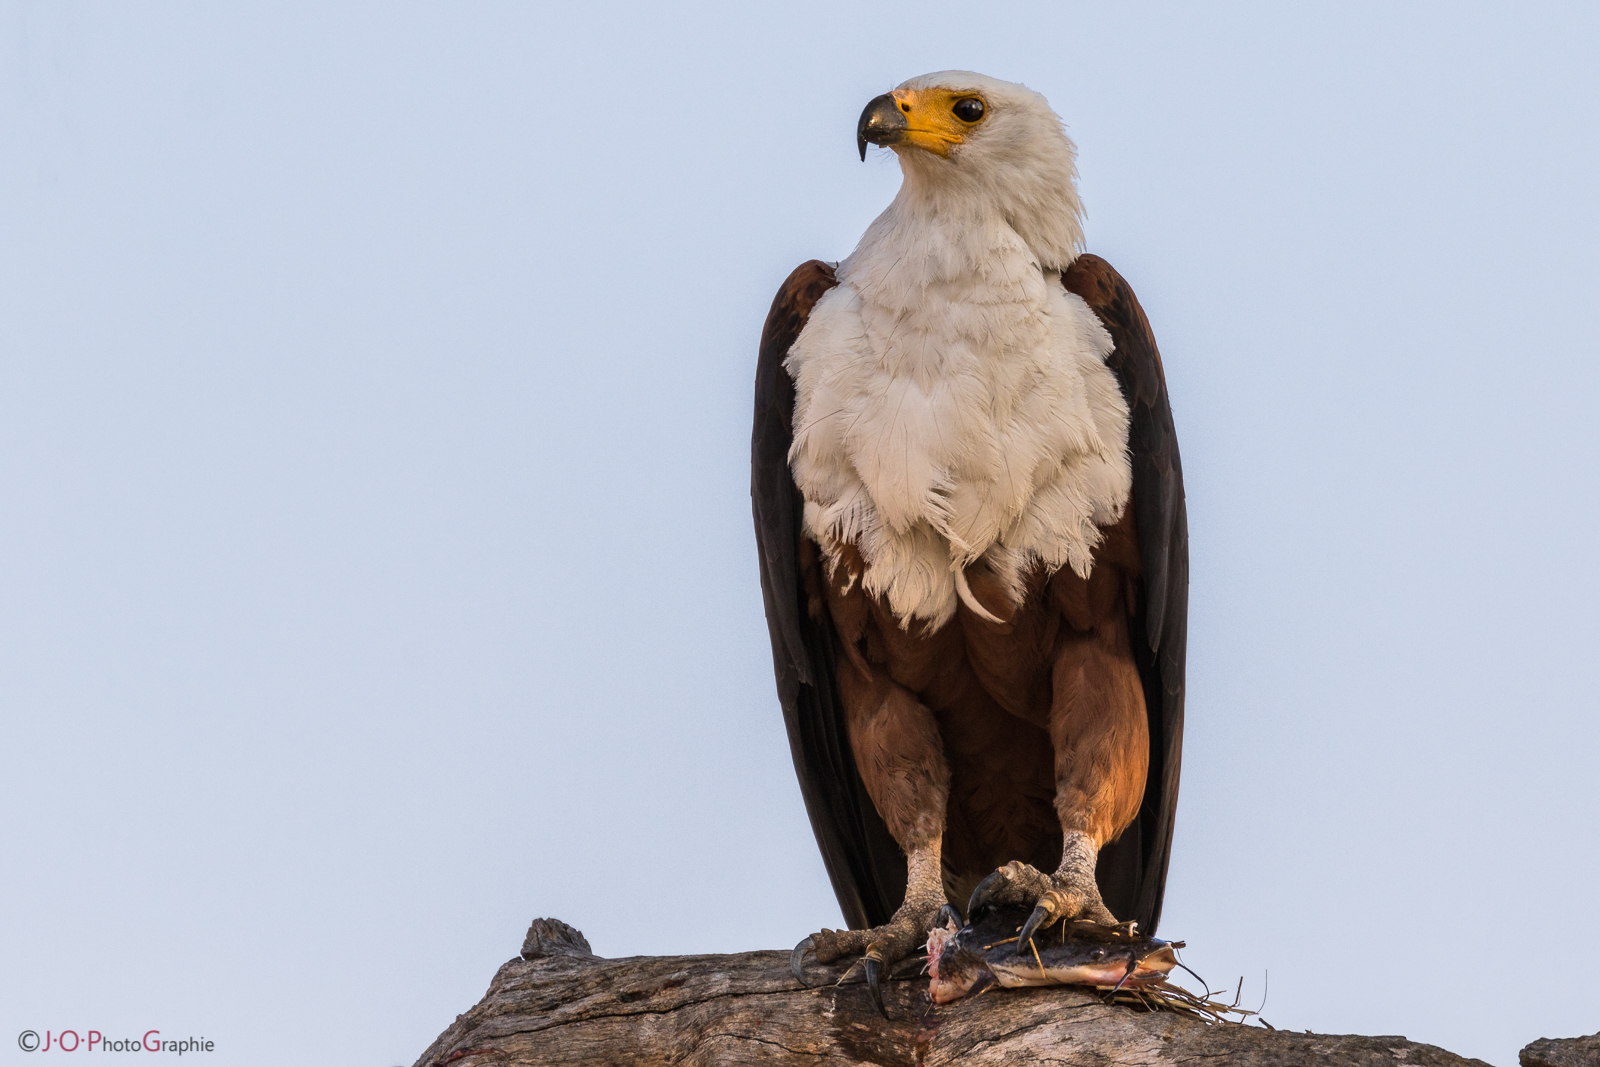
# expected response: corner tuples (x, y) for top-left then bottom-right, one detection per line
(790, 936), (815, 988)
(966, 870), (1006, 920)
(936, 903), (963, 930)
(863, 955), (887, 1018)
(1017, 901), (1057, 956)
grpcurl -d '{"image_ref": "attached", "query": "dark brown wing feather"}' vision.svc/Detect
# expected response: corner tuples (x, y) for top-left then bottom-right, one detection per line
(1064, 255), (1188, 936)
(752, 260), (903, 930)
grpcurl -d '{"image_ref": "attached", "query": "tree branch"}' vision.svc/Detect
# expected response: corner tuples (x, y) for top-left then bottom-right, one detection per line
(412, 917), (1510, 1067)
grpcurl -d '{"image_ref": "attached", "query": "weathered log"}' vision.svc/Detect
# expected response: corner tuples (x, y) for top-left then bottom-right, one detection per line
(414, 917), (1500, 1066)
(1521, 1033), (1600, 1067)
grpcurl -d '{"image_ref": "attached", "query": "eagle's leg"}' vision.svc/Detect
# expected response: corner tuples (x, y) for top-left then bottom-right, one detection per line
(799, 661), (950, 1013)
(967, 613), (1149, 951)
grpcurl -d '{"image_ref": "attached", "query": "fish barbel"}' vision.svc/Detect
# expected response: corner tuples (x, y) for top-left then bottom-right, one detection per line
(927, 904), (1183, 1004)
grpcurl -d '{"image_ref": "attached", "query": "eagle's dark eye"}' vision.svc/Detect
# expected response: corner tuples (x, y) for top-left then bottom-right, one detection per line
(1090, 949), (1106, 960)
(952, 98), (985, 123)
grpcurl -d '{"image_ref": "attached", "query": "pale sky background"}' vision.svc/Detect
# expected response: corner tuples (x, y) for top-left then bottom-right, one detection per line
(2, 3), (1597, 1066)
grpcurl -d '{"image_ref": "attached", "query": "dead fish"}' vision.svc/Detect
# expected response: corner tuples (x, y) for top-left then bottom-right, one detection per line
(926, 904), (1183, 1004)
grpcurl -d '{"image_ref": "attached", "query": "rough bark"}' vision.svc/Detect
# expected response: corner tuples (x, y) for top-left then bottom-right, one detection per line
(410, 918), (1517, 1067)
(1521, 1033), (1600, 1067)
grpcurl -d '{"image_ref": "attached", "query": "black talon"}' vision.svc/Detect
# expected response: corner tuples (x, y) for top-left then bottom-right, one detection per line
(863, 955), (887, 1018)
(936, 903), (962, 930)
(966, 870), (1005, 919)
(1016, 902), (1054, 956)
(790, 936), (815, 987)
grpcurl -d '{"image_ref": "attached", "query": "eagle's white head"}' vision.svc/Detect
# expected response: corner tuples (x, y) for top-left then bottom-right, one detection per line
(857, 71), (1085, 270)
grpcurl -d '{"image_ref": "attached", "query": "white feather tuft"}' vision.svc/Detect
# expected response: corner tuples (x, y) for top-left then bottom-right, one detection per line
(952, 567), (1005, 625)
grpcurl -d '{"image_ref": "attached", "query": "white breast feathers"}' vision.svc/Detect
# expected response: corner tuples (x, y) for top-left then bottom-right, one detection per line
(786, 214), (1132, 630)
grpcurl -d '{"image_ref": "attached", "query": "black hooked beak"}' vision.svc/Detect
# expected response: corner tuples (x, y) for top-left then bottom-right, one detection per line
(856, 93), (907, 161)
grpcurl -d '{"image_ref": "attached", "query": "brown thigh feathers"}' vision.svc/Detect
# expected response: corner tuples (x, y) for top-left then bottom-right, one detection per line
(813, 507), (1150, 902)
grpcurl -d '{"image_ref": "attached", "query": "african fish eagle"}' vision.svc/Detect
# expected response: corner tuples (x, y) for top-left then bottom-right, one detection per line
(752, 71), (1187, 1015)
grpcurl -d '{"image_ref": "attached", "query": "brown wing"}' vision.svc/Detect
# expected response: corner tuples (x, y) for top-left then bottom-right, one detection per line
(752, 260), (904, 930)
(1064, 255), (1189, 936)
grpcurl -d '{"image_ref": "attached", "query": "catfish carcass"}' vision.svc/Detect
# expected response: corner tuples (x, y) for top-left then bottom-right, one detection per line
(927, 905), (1182, 1004)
